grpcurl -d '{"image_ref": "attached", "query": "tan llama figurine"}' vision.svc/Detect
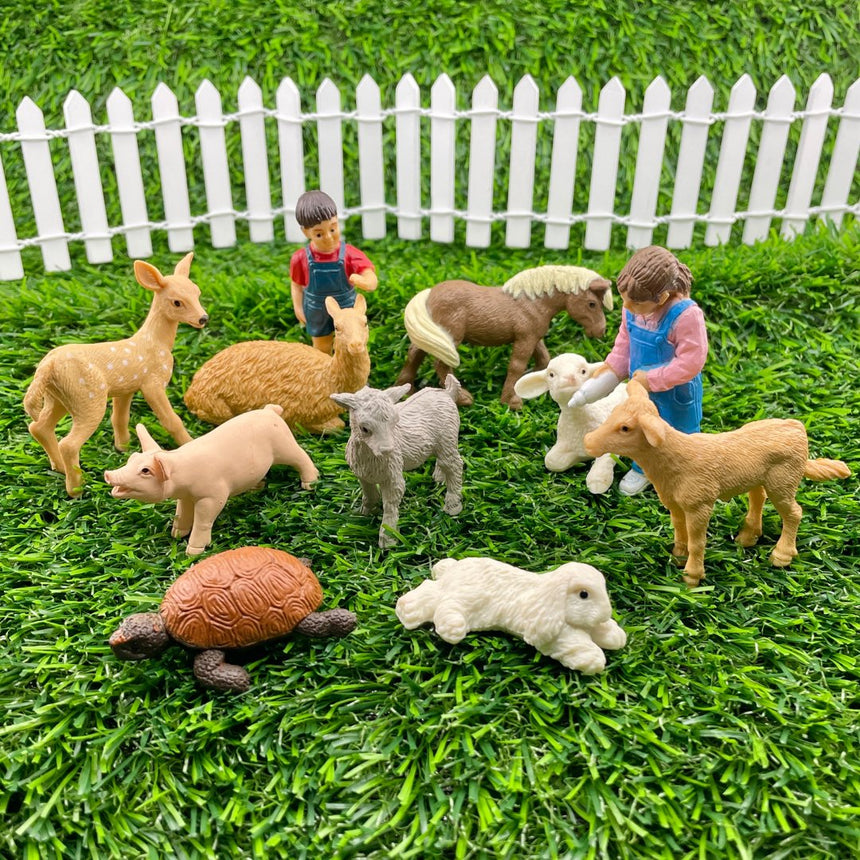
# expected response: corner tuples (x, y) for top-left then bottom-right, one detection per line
(184, 294), (369, 433)
(24, 253), (208, 496)
(584, 376), (851, 586)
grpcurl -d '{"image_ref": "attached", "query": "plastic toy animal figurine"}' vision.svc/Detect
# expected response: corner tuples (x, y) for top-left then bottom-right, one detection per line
(514, 353), (628, 494)
(394, 266), (612, 409)
(331, 376), (464, 548)
(109, 547), (356, 692)
(290, 189), (377, 354)
(570, 246), (708, 496)
(23, 253), (208, 496)
(104, 405), (318, 555)
(395, 557), (626, 674)
(184, 294), (369, 433)
(584, 376), (852, 586)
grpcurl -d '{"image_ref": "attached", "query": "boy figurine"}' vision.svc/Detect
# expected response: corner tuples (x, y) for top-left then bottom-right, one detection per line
(290, 190), (377, 353)
(569, 246), (708, 496)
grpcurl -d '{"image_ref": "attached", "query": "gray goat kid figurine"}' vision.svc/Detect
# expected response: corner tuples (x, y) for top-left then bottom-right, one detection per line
(331, 377), (464, 548)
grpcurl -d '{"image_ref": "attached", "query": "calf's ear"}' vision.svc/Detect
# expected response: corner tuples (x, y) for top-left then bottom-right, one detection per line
(639, 413), (666, 447)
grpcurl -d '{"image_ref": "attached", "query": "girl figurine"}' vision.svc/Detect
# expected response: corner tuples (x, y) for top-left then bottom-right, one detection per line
(569, 246), (708, 496)
(289, 190), (377, 354)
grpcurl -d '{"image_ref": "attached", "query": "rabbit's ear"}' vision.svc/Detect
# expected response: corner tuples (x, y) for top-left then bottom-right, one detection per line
(514, 370), (550, 399)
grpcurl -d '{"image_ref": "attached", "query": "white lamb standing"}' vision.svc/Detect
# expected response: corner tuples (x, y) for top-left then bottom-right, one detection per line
(395, 557), (627, 674)
(514, 353), (627, 494)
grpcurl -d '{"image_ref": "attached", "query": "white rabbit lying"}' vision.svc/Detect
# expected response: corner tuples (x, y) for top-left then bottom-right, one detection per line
(514, 353), (627, 493)
(395, 557), (627, 674)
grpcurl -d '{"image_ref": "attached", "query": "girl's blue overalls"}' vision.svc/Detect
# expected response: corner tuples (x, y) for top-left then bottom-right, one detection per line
(627, 297), (703, 474)
(302, 242), (356, 337)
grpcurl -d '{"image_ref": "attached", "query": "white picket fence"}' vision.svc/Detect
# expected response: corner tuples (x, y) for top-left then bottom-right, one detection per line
(0, 72), (858, 281)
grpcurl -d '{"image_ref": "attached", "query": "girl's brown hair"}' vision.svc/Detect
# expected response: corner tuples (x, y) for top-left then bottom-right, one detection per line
(616, 246), (692, 302)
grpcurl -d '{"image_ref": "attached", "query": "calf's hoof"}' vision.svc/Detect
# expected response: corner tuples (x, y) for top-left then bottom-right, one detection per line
(770, 548), (797, 567)
(735, 528), (762, 548)
(682, 571), (705, 588)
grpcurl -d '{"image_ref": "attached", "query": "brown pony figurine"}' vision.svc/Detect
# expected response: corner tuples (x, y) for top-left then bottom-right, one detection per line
(395, 266), (612, 409)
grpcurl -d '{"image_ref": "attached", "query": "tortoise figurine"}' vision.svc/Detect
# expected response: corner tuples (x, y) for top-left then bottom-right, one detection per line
(109, 547), (356, 692)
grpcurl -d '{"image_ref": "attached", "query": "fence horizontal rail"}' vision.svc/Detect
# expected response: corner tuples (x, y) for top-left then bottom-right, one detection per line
(0, 71), (857, 280)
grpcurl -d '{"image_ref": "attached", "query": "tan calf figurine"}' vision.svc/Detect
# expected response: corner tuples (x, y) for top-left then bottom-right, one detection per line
(184, 294), (369, 433)
(584, 376), (851, 586)
(104, 405), (318, 556)
(24, 253), (208, 496)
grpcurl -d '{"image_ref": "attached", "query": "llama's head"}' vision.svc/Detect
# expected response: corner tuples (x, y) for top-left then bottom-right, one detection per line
(331, 384), (410, 456)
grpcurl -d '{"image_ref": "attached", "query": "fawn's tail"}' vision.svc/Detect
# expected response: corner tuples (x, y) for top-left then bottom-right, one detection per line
(403, 288), (461, 368)
(23, 360), (51, 421)
(804, 458), (851, 481)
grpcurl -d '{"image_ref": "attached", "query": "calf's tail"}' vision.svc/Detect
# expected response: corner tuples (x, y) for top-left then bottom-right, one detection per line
(804, 458), (851, 482)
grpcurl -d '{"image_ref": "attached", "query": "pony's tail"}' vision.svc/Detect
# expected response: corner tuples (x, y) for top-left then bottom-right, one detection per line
(804, 458), (851, 482)
(403, 288), (460, 368)
(23, 360), (50, 421)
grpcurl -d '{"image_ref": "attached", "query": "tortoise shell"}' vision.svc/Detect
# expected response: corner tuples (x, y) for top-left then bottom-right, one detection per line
(160, 547), (323, 649)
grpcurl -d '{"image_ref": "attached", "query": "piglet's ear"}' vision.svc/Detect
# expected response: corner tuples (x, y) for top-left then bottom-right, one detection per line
(149, 455), (169, 484)
(135, 423), (163, 453)
(639, 413), (667, 447)
(513, 370), (549, 399)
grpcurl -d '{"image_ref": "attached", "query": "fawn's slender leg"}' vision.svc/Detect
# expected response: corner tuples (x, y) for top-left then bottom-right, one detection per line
(28, 396), (67, 473)
(140, 383), (192, 445)
(111, 393), (134, 451)
(58, 404), (106, 496)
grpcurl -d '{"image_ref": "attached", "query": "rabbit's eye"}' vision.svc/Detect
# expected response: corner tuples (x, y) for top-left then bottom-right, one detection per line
(579, 590), (589, 599)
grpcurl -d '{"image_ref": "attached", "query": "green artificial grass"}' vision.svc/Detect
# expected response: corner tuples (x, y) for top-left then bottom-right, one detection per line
(0, 227), (858, 858)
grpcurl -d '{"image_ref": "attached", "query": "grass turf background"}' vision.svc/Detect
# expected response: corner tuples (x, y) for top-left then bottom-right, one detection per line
(1, 229), (859, 858)
(0, 1), (859, 857)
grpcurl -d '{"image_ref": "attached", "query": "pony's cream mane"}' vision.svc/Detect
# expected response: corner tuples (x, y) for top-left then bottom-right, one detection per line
(502, 266), (613, 309)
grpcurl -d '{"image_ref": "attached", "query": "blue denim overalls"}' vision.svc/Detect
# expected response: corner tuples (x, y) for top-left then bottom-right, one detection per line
(302, 242), (356, 337)
(627, 298), (703, 473)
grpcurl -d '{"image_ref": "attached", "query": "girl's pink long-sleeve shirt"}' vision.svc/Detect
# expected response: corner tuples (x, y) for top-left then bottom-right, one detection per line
(604, 297), (708, 392)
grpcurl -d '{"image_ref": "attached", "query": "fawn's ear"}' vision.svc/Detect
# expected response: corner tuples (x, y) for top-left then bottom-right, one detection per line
(513, 369), (549, 399)
(639, 413), (667, 448)
(135, 423), (163, 453)
(134, 260), (167, 291)
(173, 252), (194, 278)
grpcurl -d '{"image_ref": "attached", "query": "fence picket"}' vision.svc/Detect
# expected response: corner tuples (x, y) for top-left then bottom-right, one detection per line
(742, 76), (796, 244)
(16, 97), (70, 271)
(506, 75), (539, 248)
(395, 74), (422, 240)
(706, 74), (757, 246)
(356, 74), (386, 239)
(316, 79), (345, 216)
(276, 77), (306, 242)
(195, 79), (236, 248)
(544, 77), (582, 250)
(63, 90), (112, 264)
(106, 87), (152, 258)
(466, 76), (498, 248)
(781, 74), (834, 238)
(626, 76), (671, 249)
(585, 77), (625, 250)
(430, 74), (456, 243)
(667, 76), (714, 249)
(0, 152), (23, 279)
(151, 83), (193, 252)
(238, 77), (274, 243)
(819, 79), (860, 229)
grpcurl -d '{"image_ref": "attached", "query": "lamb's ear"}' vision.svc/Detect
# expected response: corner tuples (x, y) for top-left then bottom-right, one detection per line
(330, 392), (358, 410)
(639, 413), (667, 447)
(135, 423), (163, 453)
(586, 361), (605, 378)
(134, 260), (166, 291)
(173, 252), (194, 278)
(384, 383), (411, 403)
(513, 369), (549, 399)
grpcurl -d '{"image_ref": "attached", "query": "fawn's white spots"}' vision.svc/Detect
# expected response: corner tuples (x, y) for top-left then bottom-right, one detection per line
(106, 362), (113, 370)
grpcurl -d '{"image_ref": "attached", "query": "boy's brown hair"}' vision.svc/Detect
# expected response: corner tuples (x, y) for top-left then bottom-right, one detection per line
(295, 190), (338, 228)
(616, 246), (692, 302)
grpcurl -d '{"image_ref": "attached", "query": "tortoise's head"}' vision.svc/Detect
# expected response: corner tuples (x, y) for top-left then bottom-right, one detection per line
(109, 613), (170, 661)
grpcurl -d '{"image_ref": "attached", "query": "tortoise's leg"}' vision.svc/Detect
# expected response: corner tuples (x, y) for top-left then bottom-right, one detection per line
(193, 649), (250, 692)
(294, 609), (357, 638)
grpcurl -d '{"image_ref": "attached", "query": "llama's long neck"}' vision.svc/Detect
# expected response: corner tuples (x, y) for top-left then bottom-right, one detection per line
(135, 298), (179, 353)
(329, 344), (370, 392)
